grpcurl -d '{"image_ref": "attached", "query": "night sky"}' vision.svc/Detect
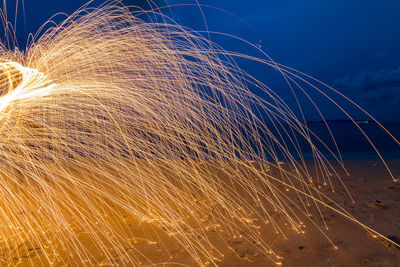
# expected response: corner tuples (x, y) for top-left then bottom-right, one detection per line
(6, 0), (400, 121)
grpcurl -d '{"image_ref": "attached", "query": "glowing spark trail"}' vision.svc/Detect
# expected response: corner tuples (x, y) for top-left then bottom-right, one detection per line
(0, 62), (54, 111)
(0, 1), (397, 266)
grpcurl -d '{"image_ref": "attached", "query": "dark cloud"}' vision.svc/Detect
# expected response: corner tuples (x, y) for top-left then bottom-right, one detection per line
(334, 67), (400, 92)
(333, 67), (400, 111)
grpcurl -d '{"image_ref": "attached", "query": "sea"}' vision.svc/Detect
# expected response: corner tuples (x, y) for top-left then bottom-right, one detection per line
(265, 121), (400, 160)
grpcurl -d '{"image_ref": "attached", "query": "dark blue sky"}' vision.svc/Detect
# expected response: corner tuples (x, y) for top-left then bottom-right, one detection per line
(5, 0), (400, 121)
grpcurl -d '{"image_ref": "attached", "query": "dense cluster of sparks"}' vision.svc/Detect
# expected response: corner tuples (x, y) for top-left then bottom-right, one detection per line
(0, 1), (398, 266)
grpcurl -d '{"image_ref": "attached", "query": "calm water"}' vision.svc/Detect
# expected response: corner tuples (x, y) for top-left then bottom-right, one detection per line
(265, 121), (400, 160)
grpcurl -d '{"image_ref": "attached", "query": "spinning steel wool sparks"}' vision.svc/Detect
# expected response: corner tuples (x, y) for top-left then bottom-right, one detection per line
(0, 1), (398, 266)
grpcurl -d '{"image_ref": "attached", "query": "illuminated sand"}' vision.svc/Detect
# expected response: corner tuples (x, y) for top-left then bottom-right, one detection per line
(2, 159), (399, 266)
(0, 2), (399, 266)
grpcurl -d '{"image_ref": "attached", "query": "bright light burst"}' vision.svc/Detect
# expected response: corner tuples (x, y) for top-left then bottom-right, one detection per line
(0, 62), (54, 111)
(0, 1), (398, 266)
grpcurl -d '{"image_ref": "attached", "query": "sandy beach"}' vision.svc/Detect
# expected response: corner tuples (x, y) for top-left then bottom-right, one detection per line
(2, 158), (400, 266)
(256, 159), (400, 266)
